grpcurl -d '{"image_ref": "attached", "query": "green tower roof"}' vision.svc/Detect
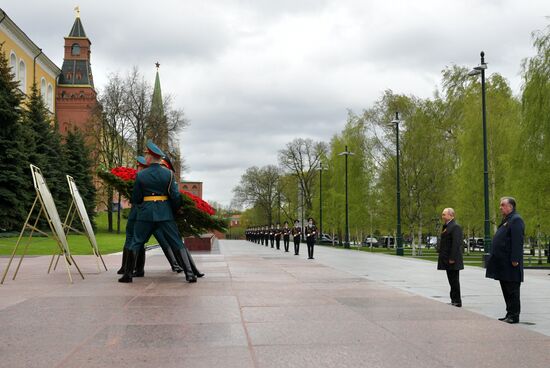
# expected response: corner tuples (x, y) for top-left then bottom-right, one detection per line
(151, 67), (164, 116)
(68, 17), (87, 38)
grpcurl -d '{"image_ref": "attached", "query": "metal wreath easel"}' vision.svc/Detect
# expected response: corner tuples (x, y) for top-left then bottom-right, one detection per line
(50, 175), (107, 273)
(1, 165), (84, 284)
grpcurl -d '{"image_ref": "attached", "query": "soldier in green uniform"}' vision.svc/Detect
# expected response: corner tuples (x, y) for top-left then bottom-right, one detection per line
(159, 155), (204, 278)
(269, 224), (275, 248)
(118, 140), (196, 283)
(274, 223), (282, 250)
(282, 221), (291, 252)
(117, 156), (183, 276)
(305, 217), (318, 259)
(292, 220), (302, 255)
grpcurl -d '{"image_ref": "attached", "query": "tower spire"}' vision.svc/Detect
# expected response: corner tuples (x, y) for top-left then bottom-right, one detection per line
(151, 63), (164, 116)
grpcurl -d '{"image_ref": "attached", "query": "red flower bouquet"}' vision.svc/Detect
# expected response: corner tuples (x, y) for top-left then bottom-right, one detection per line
(97, 166), (136, 200)
(98, 166), (227, 237)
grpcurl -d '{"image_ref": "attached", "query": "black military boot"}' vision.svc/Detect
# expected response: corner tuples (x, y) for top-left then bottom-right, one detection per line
(176, 248), (197, 283)
(185, 248), (204, 278)
(118, 249), (136, 283)
(161, 245), (183, 273)
(133, 246), (145, 277)
(117, 247), (129, 275)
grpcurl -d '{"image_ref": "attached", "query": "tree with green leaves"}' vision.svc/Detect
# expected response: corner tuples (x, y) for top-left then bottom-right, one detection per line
(0, 42), (32, 231)
(318, 112), (376, 243)
(65, 129), (97, 228)
(22, 83), (69, 219)
(516, 25), (550, 235)
(451, 72), (520, 236)
(278, 138), (327, 217)
(233, 165), (280, 224)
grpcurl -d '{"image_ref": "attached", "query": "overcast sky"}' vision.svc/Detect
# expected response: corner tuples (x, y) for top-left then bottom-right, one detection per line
(3, 1), (548, 206)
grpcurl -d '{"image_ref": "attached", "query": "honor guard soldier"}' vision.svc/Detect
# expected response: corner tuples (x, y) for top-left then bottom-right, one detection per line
(117, 156), (183, 277)
(160, 155), (204, 278)
(282, 221), (291, 252)
(265, 225), (270, 246)
(275, 223), (282, 250)
(118, 140), (196, 283)
(292, 220), (302, 255)
(269, 224), (275, 248)
(305, 217), (317, 259)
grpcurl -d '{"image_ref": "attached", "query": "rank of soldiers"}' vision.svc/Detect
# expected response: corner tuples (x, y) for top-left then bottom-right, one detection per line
(244, 218), (317, 259)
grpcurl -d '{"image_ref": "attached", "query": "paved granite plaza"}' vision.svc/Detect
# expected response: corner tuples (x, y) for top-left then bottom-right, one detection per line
(1, 239), (550, 368)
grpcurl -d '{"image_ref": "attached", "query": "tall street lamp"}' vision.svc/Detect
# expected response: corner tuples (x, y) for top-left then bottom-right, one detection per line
(388, 112), (404, 256)
(468, 51), (491, 266)
(338, 146), (354, 248)
(316, 162), (328, 245)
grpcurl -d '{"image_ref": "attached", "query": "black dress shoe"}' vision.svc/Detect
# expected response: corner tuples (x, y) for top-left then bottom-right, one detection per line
(186, 274), (197, 283)
(195, 272), (205, 278)
(132, 271), (144, 277)
(118, 274), (133, 283)
(503, 316), (519, 324)
(498, 315), (510, 321)
(448, 302), (462, 307)
(172, 265), (184, 273)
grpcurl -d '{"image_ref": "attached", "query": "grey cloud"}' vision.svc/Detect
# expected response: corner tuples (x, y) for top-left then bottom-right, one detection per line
(3, 0), (548, 205)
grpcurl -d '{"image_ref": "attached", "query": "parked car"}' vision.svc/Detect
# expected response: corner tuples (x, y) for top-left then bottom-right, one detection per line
(425, 236), (438, 248)
(362, 237), (379, 246)
(466, 237), (484, 250)
(319, 233), (338, 244)
(379, 236), (395, 248)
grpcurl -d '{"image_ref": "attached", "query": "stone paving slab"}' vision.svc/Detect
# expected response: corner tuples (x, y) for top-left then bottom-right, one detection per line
(0, 240), (549, 367)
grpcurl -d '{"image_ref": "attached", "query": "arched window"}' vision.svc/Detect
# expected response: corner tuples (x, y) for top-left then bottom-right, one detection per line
(71, 43), (80, 56)
(47, 84), (53, 111)
(40, 78), (46, 101)
(18, 60), (26, 93)
(9, 52), (17, 80)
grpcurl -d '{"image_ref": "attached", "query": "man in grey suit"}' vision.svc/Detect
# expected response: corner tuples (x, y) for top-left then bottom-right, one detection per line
(438, 208), (464, 307)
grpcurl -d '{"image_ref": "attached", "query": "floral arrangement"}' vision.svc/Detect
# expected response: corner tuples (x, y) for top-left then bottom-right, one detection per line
(182, 190), (216, 215)
(110, 167), (137, 181)
(98, 166), (227, 237)
(97, 167), (135, 200)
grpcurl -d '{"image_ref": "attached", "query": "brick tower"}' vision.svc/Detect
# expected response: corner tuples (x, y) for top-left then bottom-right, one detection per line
(55, 10), (97, 133)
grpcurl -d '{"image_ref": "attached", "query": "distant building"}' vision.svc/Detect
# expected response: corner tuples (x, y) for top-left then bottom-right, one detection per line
(180, 181), (203, 198)
(0, 9), (97, 134)
(0, 8), (61, 112)
(55, 12), (97, 134)
(229, 214), (241, 227)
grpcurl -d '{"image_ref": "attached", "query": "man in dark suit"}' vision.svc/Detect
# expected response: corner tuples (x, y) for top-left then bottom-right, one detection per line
(437, 208), (464, 307)
(486, 197), (525, 324)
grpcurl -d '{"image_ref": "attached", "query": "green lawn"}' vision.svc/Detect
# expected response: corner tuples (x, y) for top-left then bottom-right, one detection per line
(0, 212), (154, 256)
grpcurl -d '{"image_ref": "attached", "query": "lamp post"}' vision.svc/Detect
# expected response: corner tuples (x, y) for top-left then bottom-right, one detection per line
(316, 162), (328, 245)
(338, 146), (354, 248)
(388, 112), (404, 256)
(468, 51), (491, 266)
